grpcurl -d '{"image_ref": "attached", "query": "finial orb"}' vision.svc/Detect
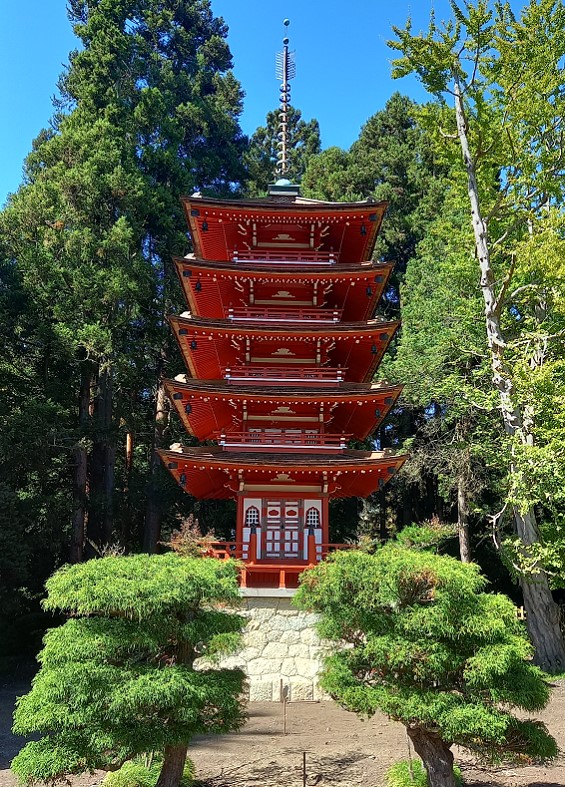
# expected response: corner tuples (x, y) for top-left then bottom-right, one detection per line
(283, 37), (289, 45)
(283, 18), (290, 26)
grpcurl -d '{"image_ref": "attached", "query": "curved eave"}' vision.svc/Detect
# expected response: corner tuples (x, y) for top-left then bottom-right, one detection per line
(174, 257), (393, 321)
(169, 314), (400, 384)
(182, 196), (387, 263)
(164, 378), (403, 440)
(159, 446), (407, 500)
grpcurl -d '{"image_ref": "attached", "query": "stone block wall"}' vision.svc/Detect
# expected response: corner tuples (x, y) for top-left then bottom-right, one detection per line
(215, 591), (328, 702)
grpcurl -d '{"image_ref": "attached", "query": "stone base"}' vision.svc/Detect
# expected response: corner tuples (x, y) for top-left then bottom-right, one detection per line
(211, 590), (327, 701)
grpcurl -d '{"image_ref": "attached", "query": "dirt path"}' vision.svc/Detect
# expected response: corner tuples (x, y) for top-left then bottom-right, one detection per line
(2, 679), (565, 787)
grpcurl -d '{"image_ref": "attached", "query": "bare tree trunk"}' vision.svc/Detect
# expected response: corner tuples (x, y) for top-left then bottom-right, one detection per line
(457, 476), (471, 563)
(122, 430), (134, 546)
(144, 372), (169, 553)
(407, 726), (456, 787)
(87, 365), (115, 551)
(453, 75), (565, 671)
(70, 361), (92, 563)
(155, 744), (189, 787)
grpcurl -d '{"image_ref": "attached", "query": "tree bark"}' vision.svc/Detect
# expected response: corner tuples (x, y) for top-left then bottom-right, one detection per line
(144, 372), (169, 553)
(70, 361), (92, 563)
(457, 475), (471, 563)
(87, 364), (115, 552)
(453, 75), (565, 671)
(155, 744), (189, 787)
(407, 726), (456, 787)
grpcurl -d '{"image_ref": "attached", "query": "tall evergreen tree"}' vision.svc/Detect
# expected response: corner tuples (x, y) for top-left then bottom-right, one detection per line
(244, 105), (320, 195)
(303, 95), (451, 540)
(0, 0), (247, 587)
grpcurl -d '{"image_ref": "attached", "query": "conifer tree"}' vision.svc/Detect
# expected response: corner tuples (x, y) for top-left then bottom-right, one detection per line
(296, 547), (558, 787)
(12, 554), (245, 787)
(0, 0), (247, 567)
(244, 105), (320, 195)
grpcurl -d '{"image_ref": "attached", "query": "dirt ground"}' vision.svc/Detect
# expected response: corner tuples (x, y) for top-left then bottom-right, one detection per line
(2, 677), (565, 787)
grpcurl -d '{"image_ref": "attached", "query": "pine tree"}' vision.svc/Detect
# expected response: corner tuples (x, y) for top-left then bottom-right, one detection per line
(296, 547), (558, 787)
(12, 554), (245, 787)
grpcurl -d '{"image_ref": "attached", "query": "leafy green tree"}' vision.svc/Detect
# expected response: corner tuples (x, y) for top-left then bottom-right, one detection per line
(244, 105), (320, 195)
(383, 194), (501, 563)
(389, 0), (565, 671)
(12, 554), (245, 787)
(295, 547), (557, 787)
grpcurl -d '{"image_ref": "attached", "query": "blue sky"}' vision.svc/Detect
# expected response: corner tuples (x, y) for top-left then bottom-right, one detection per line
(0, 0), (458, 206)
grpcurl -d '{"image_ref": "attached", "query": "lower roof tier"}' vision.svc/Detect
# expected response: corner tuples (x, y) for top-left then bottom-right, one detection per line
(159, 445), (407, 500)
(170, 315), (399, 384)
(165, 376), (403, 440)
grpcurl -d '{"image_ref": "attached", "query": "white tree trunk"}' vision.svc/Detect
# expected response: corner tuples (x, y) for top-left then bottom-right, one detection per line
(453, 75), (565, 671)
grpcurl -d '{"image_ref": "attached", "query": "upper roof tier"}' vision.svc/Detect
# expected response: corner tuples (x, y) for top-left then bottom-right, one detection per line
(174, 257), (393, 323)
(182, 195), (387, 264)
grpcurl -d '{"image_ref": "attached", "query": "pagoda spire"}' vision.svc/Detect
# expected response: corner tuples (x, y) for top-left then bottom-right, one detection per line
(275, 19), (295, 179)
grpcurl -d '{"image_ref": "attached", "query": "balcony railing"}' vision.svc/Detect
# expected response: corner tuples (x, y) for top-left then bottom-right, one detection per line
(223, 366), (346, 385)
(227, 306), (342, 323)
(217, 431), (351, 452)
(231, 249), (339, 265)
(209, 540), (354, 588)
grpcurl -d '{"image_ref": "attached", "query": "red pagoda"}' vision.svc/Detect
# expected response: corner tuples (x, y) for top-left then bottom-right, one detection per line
(159, 183), (406, 588)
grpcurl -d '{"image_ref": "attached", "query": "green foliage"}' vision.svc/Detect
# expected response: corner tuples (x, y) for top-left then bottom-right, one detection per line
(296, 547), (557, 768)
(244, 105), (320, 195)
(103, 758), (195, 787)
(385, 760), (463, 787)
(387, 1), (565, 594)
(11, 555), (245, 785)
(0, 0), (248, 585)
(395, 520), (456, 551)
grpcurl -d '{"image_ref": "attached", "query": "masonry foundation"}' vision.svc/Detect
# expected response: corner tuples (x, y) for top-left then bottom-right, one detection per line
(213, 589), (327, 702)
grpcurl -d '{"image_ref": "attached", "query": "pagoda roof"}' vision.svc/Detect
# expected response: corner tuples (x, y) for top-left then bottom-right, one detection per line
(182, 195), (387, 264)
(159, 445), (407, 500)
(164, 376), (403, 440)
(170, 314), (399, 384)
(174, 257), (393, 322)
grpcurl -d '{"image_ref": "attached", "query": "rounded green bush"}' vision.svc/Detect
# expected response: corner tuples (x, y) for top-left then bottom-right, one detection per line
(103, 758), (195, 787)
(385, 760), (463, 787)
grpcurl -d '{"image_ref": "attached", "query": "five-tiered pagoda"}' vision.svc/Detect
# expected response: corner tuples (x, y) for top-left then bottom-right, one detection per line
(159, 182), (406, 588)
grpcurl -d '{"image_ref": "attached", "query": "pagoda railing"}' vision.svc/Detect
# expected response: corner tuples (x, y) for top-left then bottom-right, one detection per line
(217, 431), (351, 452)
(227, 306), (342, 323)
(209, 541), (354, 589)
(223, 366), (346, 385)
(231, 249), (339, 264)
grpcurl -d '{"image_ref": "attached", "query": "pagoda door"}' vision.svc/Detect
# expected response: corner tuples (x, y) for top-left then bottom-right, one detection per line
(263, 499), (303, 560)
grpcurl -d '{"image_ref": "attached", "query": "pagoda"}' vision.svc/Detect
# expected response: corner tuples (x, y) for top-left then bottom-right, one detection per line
(159, 27), (406, 591)
(159, 186), (406, 587)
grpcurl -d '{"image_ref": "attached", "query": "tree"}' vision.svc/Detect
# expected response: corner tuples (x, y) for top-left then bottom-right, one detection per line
(12, 554), (245, 787)
(295, 547), (557, 787)
(389, 0), (565, 671)
(303, 93), (448, 315)
(0, 0), (248, 569)
(302, 96), (452, 540)
(383, 194), (502, 564)
(244, 105), (320, 195)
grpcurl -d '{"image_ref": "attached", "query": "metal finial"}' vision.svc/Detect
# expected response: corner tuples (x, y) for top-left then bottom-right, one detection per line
(275, 20), (295, 178)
